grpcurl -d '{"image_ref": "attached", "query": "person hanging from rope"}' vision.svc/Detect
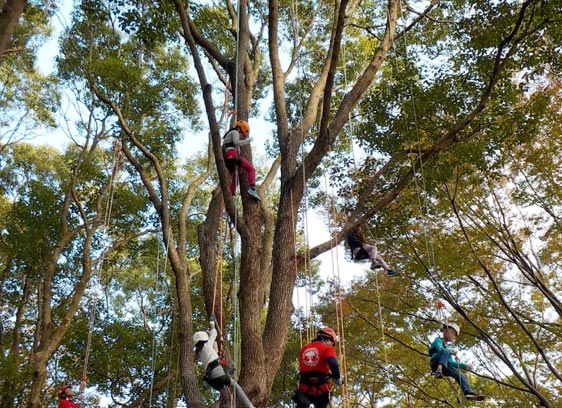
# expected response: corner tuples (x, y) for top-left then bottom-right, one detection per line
(193, 318), (256, 408)
(222, 118), (261, 201)
(292, 327), (342, 408)
(57, 384), (80, 408)
(429, 323), (485, 402)
(346, 225), (398, 277)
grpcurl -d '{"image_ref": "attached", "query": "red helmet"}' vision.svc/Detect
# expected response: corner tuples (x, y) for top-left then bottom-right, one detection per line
(317, 327), (337, 344)
(58, 385), (70, 399)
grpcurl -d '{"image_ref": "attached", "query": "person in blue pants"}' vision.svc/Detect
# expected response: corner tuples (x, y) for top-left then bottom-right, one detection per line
(429, 323), (485, 401)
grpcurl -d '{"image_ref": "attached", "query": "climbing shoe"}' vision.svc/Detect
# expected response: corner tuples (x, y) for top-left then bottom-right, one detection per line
(386, 269), (399, 277)
(464, 391), (485, 401)
(431, 370), (443, 379)
(247, 187), (261, 201)
(370, 261), (382, 270)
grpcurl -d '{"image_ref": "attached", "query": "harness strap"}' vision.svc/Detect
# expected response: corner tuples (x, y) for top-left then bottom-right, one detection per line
(206, 359), (221, 373)
(299, 372), (329, 385)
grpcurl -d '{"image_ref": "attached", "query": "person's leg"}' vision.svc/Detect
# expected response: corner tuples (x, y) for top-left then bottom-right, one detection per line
(438, 349), (451, 367)
(230, 169), (237, 195)
(442, 364), (471, 394)
(364, 244), (397, 275)
(308, 393), (329, 408)
(292, 388), (312, 408)
(238, 156), (260, 199)
(362, 244), (383, 270)
(239, 156), (256, 186)
(431, 349), (450, 378)
(352, 247), (369, 260)
(362, 244), (378, 261)
(224, 150), (240, 195)
(374, 255), (391, 270)
(430, 359), (439, 373)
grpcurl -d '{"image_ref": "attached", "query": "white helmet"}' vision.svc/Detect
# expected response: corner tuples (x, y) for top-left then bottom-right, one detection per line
(443, 323), (460, 336)
(193, 331), (209, 346)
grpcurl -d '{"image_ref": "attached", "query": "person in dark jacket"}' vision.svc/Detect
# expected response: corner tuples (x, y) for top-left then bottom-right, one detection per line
(346, 225), (398, 277)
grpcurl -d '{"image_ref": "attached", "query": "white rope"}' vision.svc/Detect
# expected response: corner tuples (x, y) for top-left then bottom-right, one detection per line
(148, 235), (170, 407)
(323, 170), (350, 408)
(80, 142), (122, 394)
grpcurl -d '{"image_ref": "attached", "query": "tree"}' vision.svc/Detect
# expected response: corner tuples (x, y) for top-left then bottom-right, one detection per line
(0, 0), (59, 150)
(0, 133), (156, 407)
(170, 0), (561, 406)
(2, 0), (562, 406)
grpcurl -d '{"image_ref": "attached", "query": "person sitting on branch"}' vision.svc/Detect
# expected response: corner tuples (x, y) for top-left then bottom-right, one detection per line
(429, 323), (485, 401)
(222, 119), (261, 201)
(346, 225), (398, 277)
(292, 327), (342, 408)
(57, 384), (80, 408)
(193, 318), (255, 408)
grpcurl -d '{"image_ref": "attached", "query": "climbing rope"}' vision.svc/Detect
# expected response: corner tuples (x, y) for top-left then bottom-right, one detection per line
(339, 33), (391, 387)
(390, 8), (470, 403)
(80, 140), (122, 394)
(290, 189), (307, 350)
(229, 219), (241, 408)
(324, 167), (350, 408)
(148, 233), (172, 408)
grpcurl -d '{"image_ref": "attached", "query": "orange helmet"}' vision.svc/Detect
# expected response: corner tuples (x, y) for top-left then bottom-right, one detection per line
(317, 327), (338, 344)
(235, 120), (250, 136)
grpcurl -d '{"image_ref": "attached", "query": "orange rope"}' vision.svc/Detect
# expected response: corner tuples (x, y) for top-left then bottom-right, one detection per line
(212, 208), (224, 315)
(290, 190), (306, 350)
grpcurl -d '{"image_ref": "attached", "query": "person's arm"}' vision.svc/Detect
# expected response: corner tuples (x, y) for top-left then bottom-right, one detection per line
(358, 232), (366, 245)
(208, 322), (218, 344)
(231, 130), (252, 147)
(448, 357), (467, 370)
(327, 356), (342, 385)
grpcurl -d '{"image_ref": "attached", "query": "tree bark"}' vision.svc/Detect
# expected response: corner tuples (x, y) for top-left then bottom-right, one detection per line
(0, 0), (27, 64)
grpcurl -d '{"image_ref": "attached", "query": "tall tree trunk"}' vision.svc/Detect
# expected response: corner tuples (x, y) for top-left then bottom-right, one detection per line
(0, 0), (27, 64)
(26, 352), (48, 408)
(170, 254), (204, 408)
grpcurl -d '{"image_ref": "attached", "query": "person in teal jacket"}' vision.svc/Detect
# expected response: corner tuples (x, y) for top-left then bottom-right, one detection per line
(429, 323), (485, 401)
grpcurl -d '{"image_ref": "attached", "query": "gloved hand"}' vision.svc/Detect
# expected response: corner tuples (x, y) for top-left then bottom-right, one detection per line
(333, 377), (342, 386)
(210, 315), (222, 336)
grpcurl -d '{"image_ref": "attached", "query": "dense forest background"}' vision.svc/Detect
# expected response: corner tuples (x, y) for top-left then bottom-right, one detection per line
(1, 0), (562, 407)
